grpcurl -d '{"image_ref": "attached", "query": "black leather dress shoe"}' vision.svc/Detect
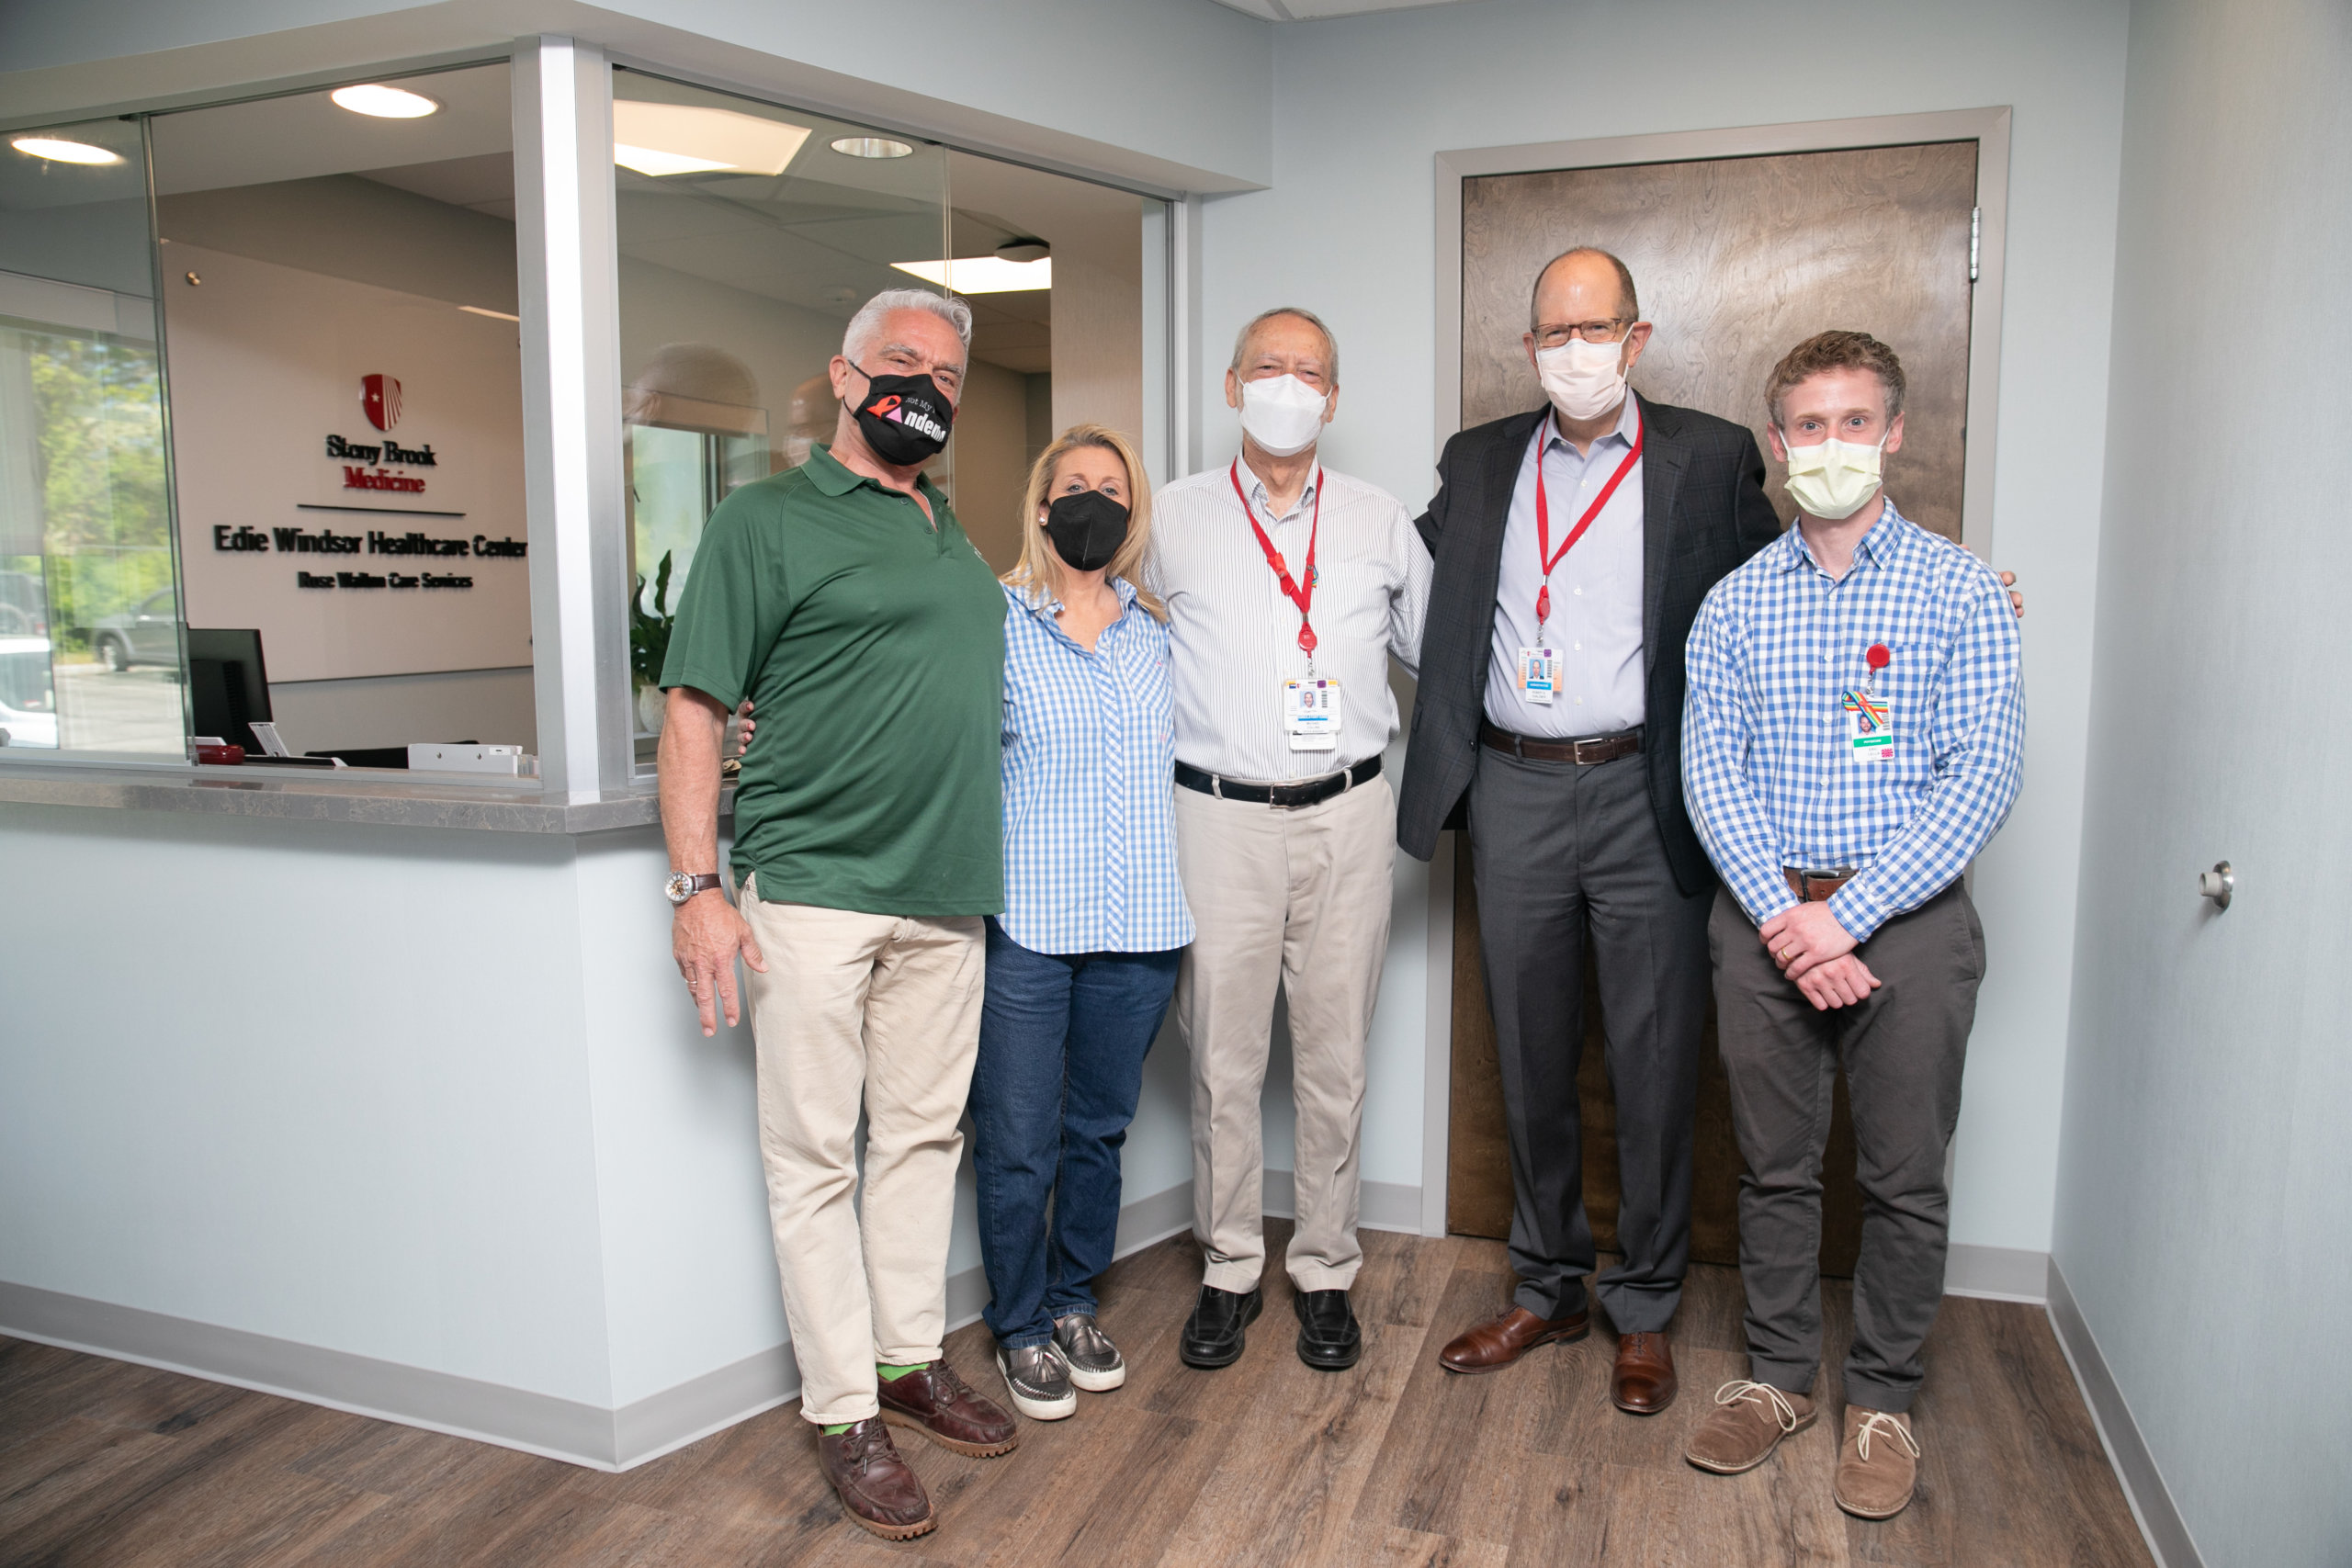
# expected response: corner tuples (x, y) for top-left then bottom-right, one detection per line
(1295, 1289), (1362, 1371)
(1179, 1284), (1262, 1369)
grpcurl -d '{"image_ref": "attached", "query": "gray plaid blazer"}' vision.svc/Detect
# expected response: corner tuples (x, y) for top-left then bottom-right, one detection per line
(1396, 398), (1782, 896)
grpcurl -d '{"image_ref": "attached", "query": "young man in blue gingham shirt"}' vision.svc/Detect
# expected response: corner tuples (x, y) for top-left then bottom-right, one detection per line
(1679, 332), (2023, 1522)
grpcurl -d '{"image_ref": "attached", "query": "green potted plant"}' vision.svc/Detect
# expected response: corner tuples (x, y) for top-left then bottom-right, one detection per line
(630, 549), (675, 736)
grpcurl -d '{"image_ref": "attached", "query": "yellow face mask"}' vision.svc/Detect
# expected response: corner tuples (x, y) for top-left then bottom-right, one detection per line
(1781, 434), (1884, 521)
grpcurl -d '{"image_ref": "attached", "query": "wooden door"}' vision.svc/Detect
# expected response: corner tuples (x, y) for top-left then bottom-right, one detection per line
(1446, 141), (1979, 1273)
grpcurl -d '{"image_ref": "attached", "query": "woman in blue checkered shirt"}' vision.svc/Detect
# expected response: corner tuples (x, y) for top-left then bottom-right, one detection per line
(972, 423), (1194, 1425)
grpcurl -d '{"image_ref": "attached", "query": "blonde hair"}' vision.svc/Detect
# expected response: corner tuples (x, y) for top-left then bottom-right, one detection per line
(1002, 423), (1168, 621)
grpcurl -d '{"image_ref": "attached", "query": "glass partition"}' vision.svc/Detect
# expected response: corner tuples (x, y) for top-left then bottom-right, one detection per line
(612, 68), (951, 761)
(0, 115), (182, 755)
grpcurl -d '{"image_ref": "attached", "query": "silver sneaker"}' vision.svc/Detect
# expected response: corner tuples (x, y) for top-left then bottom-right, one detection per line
(1053, 1313), (1127, 1393)
(994, 1341), (1075, 1421)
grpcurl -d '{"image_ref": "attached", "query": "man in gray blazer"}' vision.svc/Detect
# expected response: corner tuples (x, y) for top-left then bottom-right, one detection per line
(1396, 248), (1781, 1416)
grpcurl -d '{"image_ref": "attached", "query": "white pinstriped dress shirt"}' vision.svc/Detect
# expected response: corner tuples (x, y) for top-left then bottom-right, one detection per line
(1147, 458), (1431, 784)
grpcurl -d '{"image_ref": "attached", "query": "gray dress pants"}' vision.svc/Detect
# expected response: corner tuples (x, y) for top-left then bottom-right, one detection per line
(1467, 746), (1712, 1332)
(1709, 881), (1984, 1414)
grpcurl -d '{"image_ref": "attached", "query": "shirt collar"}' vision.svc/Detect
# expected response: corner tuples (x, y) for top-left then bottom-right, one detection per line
(1238, 456), (1321, 521)
(1544, 389), (1642, 455)
(802, 440), (945, 504)
(1778, 496), (1907, 574)
(1030, 572), (1140, 623)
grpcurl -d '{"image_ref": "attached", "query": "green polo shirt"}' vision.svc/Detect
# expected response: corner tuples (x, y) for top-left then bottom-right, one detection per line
(660, 444), (1005, 917)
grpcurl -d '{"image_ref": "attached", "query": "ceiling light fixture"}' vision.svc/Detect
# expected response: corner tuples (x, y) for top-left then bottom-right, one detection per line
(458, 305), (520, 321)
(831, 135), (914, 160)
(331, 84), (442, 119)
(10, 136), (122, 165)
(891, 256), (1052, 294)
(613, 101), (808, 177)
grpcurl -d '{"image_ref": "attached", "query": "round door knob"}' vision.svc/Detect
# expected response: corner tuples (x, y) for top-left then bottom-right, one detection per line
(2198, 861), (2233, 911)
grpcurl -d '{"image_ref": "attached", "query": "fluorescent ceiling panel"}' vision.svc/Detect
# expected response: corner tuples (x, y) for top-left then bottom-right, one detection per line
(890, 256), (1052, 294)
(612, 101), (809, 177)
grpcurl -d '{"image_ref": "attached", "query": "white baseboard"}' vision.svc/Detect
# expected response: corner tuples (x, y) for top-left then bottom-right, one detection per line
(2045, 1259), (2205, 1568)
(1943, 1242), (2050, 1303)
(0, 1177), (1216, 1473)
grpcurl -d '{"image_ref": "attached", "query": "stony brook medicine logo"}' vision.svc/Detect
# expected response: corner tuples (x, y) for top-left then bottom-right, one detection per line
(361, 372), (402, 432)
(326, 374), (438, 495)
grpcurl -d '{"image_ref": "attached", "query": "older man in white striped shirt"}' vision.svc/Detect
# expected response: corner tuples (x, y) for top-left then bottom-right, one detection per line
(1146, 306), (1432, 1373)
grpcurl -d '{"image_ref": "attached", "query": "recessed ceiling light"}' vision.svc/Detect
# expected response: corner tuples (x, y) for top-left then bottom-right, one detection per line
(891, 257), (1052, 294)
(613, 101), (808, 177)
(831, 135), (914, 160)
(331, 84), (441, 119)
(10, 136), (122, 165)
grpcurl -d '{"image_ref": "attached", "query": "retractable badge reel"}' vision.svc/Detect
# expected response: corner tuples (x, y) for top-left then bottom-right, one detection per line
(1841, 643), (1894, 761)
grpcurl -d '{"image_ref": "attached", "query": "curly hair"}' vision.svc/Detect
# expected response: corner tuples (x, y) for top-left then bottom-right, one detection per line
(1764, 331), (1906, 427)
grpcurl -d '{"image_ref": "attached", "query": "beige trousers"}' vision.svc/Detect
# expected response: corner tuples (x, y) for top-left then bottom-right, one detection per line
(739, 880), (985, 1425)
(1173, 773), (1395, 1293)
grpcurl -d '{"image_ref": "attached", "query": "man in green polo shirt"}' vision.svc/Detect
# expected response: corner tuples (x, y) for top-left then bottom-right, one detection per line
(657, 288), (1013, 1543)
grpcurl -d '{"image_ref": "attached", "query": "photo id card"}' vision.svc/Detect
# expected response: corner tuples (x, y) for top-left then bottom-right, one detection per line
(1517, 646), (1558, 705)
(1843, 689), (1894, 762)
(1284, 677), (1341, 752)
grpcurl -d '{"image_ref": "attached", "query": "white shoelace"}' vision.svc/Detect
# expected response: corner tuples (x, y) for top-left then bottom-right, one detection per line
(1853, 1410), (1921, 1462)
(1713, 1379), (1802, 1433)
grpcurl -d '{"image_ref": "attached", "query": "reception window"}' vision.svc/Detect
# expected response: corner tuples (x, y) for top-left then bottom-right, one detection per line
(612, 68), (1169, 770)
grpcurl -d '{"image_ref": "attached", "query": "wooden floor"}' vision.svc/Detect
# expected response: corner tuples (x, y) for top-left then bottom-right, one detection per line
(0, 1226), (2154, 1567)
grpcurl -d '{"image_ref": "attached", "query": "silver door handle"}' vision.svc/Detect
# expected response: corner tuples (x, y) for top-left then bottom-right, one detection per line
(2198, 861), (2233, 911)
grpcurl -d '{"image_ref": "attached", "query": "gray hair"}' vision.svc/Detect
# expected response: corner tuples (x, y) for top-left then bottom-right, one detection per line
(1228, 306), (1340, 388)
(842, 288), (973, 366)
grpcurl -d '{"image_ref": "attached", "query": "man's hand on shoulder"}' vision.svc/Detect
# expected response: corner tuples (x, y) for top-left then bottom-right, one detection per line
(673, 888), (767, 1037)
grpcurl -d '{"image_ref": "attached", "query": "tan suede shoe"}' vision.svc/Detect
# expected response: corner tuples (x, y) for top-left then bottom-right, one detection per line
(1683, 1380), (1816, 1474)
(1833, 1406), (1922, 1519)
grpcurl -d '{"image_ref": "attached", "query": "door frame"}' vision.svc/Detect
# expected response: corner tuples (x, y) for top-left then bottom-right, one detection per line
(1417, 107), (2012, 1233)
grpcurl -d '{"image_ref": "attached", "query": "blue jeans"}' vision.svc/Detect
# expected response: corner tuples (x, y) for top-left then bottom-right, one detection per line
(970, 919), (1181, 1348)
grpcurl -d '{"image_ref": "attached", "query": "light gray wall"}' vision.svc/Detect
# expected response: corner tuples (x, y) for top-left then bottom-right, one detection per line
(1201, 0), (2129, 1235)
(2059, 1), (2352, 1563)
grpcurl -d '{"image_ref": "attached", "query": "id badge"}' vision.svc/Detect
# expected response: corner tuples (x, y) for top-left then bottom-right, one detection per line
(1284, 677), (1341, 752)
(1517, 646), (1558, 705)
(1843, 690), (1893, 762)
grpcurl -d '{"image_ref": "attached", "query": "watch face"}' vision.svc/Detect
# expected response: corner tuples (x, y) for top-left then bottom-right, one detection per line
(665, 873), (693, 905)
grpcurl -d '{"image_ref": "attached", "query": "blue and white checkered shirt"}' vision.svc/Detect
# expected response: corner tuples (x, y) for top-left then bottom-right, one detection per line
(1681, 501), (2024, 941)
(999, 578), (1193, 955)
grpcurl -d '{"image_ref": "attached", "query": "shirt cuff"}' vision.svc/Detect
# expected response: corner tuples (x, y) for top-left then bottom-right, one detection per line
(1826, 883), (1889, 943)
(1733, 867), (1801, 928)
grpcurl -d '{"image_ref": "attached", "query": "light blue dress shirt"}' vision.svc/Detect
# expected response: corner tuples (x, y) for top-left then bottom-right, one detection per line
(999, 577), (1193, 955)
(1681, 500), (2025, 941)
(1484, 392), (1647, 737)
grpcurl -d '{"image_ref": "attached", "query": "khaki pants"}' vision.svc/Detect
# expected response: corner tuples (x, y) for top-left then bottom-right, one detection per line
(739, 880), (985, 1425)
(1173, 773), (1395, 1293)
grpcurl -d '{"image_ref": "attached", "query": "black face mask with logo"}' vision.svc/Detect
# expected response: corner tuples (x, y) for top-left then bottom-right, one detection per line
(1044, 490), (1130, 572)
(848, 364), (956, 466)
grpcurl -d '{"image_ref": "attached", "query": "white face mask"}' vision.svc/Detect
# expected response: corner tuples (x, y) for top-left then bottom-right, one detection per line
(1780, 433), (1886, 521)
(1238, 373), (1330, 457)
(1534, 333), (1633, 423)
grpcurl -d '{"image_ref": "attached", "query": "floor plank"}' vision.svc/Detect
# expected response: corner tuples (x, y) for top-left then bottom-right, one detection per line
(0, 1236), (2154, 1568)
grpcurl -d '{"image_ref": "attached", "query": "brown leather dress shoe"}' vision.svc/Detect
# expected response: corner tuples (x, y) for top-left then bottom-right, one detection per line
(817, 1417), (934, 1540)
(876, 1361), (1020, 1457)
(1437, 1303), (1590, 1373)
(1611, 1330), (1678, 1415)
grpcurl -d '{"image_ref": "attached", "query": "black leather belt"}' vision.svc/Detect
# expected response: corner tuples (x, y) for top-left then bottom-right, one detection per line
(1175, 754), (1381, 809)
(1478, 720), (1643, 765)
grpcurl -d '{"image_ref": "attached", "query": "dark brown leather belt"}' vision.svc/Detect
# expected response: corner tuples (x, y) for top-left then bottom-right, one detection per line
(1174, 754), (1381, 809)
(1784, 867), (1858, 902)
(1478, 720), (1642, 765)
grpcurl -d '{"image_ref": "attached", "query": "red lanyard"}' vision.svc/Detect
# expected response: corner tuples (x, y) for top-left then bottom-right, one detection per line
(1533, 410), (1644, 627)
(1230, 458), (1323, 655)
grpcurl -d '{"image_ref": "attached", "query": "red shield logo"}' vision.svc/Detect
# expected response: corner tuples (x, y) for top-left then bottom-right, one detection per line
(361, 374), (401, 432)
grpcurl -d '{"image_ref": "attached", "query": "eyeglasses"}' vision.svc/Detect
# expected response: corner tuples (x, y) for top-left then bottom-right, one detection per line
(1532, 319), (1633, 350)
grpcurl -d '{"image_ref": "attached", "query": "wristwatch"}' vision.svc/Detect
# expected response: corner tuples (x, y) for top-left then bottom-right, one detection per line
(665, 871), (725, 907)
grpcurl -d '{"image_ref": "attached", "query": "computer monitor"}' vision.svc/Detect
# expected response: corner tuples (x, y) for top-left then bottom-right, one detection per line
(186, 627), (272, 751)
